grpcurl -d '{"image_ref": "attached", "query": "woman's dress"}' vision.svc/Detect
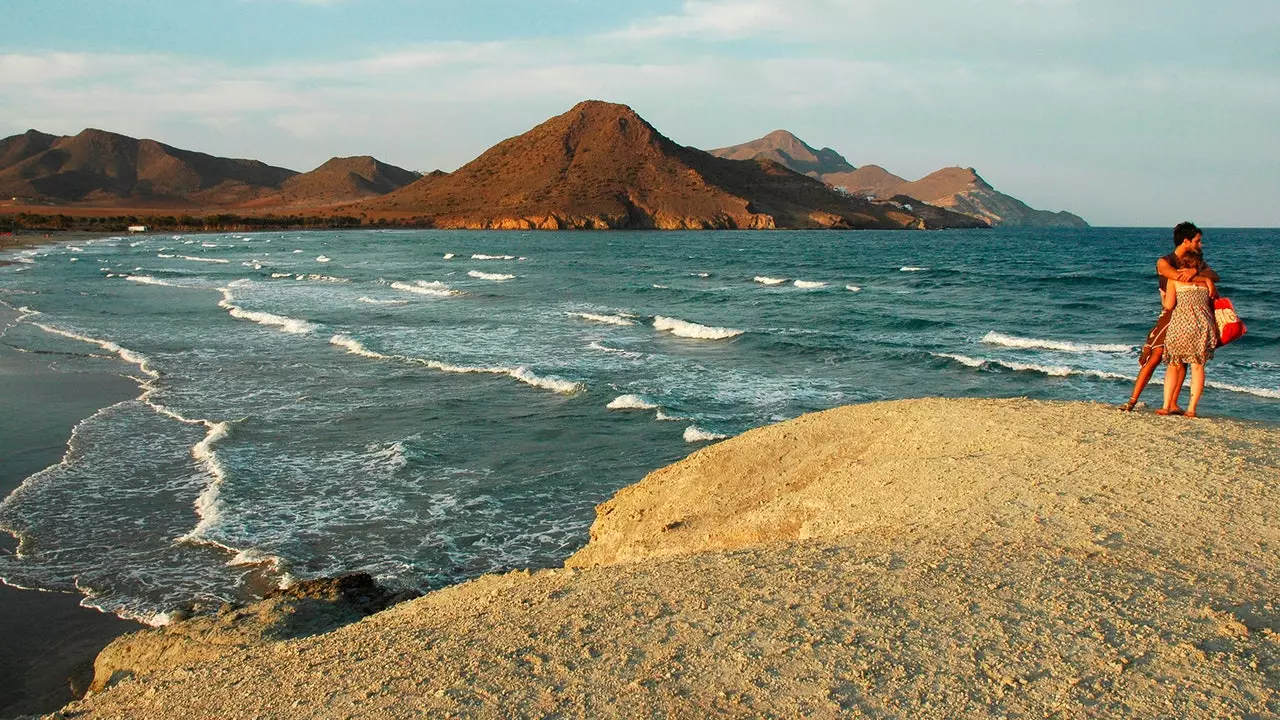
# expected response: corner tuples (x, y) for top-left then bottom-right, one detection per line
(1163, 284), (1216, 365)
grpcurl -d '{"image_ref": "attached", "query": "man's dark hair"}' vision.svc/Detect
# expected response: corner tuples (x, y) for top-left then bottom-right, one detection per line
(1173, 221), (1201, 247)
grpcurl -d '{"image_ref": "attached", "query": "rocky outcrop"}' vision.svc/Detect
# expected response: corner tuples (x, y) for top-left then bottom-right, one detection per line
(88, 573), (418, 694)
(62, 398), (1280, 719)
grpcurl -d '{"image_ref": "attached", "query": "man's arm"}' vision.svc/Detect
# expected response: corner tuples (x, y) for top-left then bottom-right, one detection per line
(1157, 256), (1196, 282)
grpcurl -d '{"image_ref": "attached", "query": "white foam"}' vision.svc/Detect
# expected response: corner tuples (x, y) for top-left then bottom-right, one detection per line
(156, 253), (175, 258)
(754, 276), (787, 286)
(241, 261), (264, 270)
(125, 275), (182, 288)
(935, 352), (1072, 376)
(296, 274), (348, 283)
(201, 242), (218, 248)
(471, 254), (515, 260)
(467, 270), (514, 281)
(846, 285), (862, 292)
(358, 297), (409, 306)
(270, 272), (292, 278)
(316, 255), (331, 263)
(684, 426), (729, 443)
(655, 409), (688, 422)
(390, 280), (461, 297)
(442, 253), (455, 259)
(654, 315), (743, 340)
(794, 280), (827, 289)
(293, 249), (303, 254)
(218, 286), (316, 334)
(330, 334), (584, 395)
(177, 255), (229, 264)
(177, 421), (233, 544)
(66, 246), (84, 252)
(568, 312), (635, 326)
(900, 266), (928, 272)
(1206, 381), (1280, 399)
(652, 284), (669, 289)
(31, 322), (158, 379)
(981, 331), (1131, 354)
(694, 272), (710, 278)
(607, 394), (657, 410)
(587, 341), (642, 358)
(69, 257), (79, 262)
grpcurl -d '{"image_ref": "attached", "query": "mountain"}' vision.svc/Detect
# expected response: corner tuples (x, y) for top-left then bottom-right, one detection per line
(709, 131), (1086, 227)
(254, 156), (420, 208)
(0, 128), (297, 205)
(892, 167), (1088, 228)
(353, 101), (982, 230)
(708, 130), (855, 178)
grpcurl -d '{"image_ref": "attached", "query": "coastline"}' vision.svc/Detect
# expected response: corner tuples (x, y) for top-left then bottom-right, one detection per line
(0, 302), (144, 718)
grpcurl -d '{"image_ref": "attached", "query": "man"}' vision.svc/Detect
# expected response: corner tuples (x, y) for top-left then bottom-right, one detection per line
(1120, 221), (1218, 413)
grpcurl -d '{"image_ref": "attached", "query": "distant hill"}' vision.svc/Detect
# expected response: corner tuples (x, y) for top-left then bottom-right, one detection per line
(708, 130), (855, 178)
(353, 101), (983, 230)
(0, 128), (297, 205)
(254, 156), (420, 208)
(709, 132), (1086, 227)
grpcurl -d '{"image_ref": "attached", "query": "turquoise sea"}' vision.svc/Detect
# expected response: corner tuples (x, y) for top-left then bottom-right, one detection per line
(1, 228), (1276, 623)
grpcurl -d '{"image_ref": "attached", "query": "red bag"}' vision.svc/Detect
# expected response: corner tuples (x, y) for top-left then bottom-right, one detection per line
(1214, 297), (1246, 346)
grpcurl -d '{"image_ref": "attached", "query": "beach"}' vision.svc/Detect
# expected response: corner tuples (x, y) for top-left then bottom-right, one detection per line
(0, 300), (143, 718)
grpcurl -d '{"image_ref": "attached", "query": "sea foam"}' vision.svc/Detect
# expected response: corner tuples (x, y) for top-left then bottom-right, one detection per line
(900, 266), (928, 272)
(218, 286), (316, 334)
(390, 280), (461, 297)
(982, 331), (1131, 354)
(568, 312), (635, 326)
(607, 394), (658, 410)
(472, 254), (515, 260)
(358, 297), (409, 306)
(654, 315), (743, 340)
(684, 426), (729, 443)
(179, 255), (230, 264)
(794, 280), (827, 289)
(754, 276), (787, 286)
(467, 270), (515, 281)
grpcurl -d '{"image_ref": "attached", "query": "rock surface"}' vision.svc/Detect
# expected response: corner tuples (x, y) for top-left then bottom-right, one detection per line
(56, 398), (1279, 718)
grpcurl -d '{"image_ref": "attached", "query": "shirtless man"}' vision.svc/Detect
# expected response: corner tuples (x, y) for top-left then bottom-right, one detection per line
(1120, 221), (1218, 412)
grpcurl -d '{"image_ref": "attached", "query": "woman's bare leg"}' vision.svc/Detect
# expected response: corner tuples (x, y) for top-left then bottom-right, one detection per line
(1125, 347), (1164, 409)
(1186, 363), (1206, 417)
(1160, 361), (1185, 415)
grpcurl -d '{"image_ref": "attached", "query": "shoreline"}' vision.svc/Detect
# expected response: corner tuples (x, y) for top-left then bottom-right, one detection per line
(0, 302), (145, 718)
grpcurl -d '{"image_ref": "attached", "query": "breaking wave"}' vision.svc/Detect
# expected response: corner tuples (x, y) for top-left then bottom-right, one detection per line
(684, 426), (729, 443)
(587, 341), (642, 358)
(467, 270), (515, 281)
(568, 312), (635, 326)
(472, 254), (515, 260)
(179, 255), (230, 264)
(607, 394), (658, 410)
(933, 353), (1127, 380)
(754, 276), (787, 286)
(794, 280), (827, 289)
(358, 297), (409, 306)
(982, 331), (1131, 354)
(846, 285), (862, 292)
(390, 280), (461, 297)
(125, 275), (183, 288)
(329, 334), (584, 395)
(218, 285), (316, 334)
(654, 316), (743, 340)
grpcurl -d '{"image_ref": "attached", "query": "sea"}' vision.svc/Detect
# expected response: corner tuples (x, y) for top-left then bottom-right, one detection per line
(1, 227), (1276, 624)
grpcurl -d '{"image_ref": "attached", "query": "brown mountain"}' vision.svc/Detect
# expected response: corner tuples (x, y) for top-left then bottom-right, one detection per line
(708, 130), (855, 178)
(354, 101), (982, 230)
(253, 156), (420, 208)
(0, 128), (297, 205)
(710, 131), (1086, 227)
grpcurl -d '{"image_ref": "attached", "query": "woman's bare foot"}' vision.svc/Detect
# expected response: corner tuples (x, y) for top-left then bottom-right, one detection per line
(1156, 407), (1186, 416)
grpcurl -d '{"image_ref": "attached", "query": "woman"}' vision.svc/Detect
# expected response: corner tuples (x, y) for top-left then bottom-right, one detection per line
(1158, 251), (1217, 418)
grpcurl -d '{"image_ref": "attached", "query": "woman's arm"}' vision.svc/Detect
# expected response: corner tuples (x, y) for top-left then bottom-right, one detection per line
(1162, 280), (1179, 310)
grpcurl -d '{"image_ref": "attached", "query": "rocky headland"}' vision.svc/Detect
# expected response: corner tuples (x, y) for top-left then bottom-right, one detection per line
(55, 398), (1278, 719)
(711, 131), (1089, 227)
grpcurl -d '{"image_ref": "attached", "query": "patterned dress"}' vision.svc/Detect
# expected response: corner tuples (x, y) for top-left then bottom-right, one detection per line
(1163, 284), (1216, 365)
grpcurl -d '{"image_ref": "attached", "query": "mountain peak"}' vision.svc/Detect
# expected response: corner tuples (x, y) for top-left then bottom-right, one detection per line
(708, 130), (855, 177)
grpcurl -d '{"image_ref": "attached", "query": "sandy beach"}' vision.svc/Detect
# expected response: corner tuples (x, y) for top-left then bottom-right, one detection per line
(55, 398), (1280, 719)
(0, 302), (143, 718)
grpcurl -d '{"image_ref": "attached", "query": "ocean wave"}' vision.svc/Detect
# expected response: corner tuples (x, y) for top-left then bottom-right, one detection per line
(124, 275), (184, 288)
(900, 266), (928, 272)
(218, 286), (316, 334)
(471, 254), (515, 260)
(178, 255), (230, 264)
(390, 280), (461, 297)
(607, 394), (658, 410)
(652, 284), (669, 289)
(693, 272), (710, 278)
(655, 409), (688, 422)
(443, 253), (455, 259)
(329, 334), (584, 395)
(794, 280), (827, 289)
(30, 322), (158, 379)
(176, 421), (233, 544)
(242, 261), (264, 270)
(1205, 381), (1280, 399)
(982, 331), (1131, 354)
(201, 242), (218, 248)
(587, 341), (642, 358)
(846, 285), (862, 292)
(316, 255), (331, 263)
(156, 253), (176, 258)
(684, 426), (729, 443)
(754, 276), (787, 286)
(654, 315), (743, 340)
(467, 270), (515, 281)
(358, 297), (409, 306)
(933, 352), (1128, 380)
(568, 312), (635, 326)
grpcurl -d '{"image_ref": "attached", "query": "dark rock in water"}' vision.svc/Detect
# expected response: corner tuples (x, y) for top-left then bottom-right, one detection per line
(88, 573), (420, 693)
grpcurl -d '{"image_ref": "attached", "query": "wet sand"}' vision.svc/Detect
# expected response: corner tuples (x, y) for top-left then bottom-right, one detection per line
(0, 305), (143, 718)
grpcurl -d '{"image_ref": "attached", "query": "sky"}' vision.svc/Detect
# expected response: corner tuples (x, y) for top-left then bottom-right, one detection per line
(2, 0), (1278, 226)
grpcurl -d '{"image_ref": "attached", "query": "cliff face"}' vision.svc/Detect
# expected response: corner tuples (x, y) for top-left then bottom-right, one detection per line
(710, 131), (1087, 227)
(65, 398), (1280, 719)
(353, 101), (977, 230)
